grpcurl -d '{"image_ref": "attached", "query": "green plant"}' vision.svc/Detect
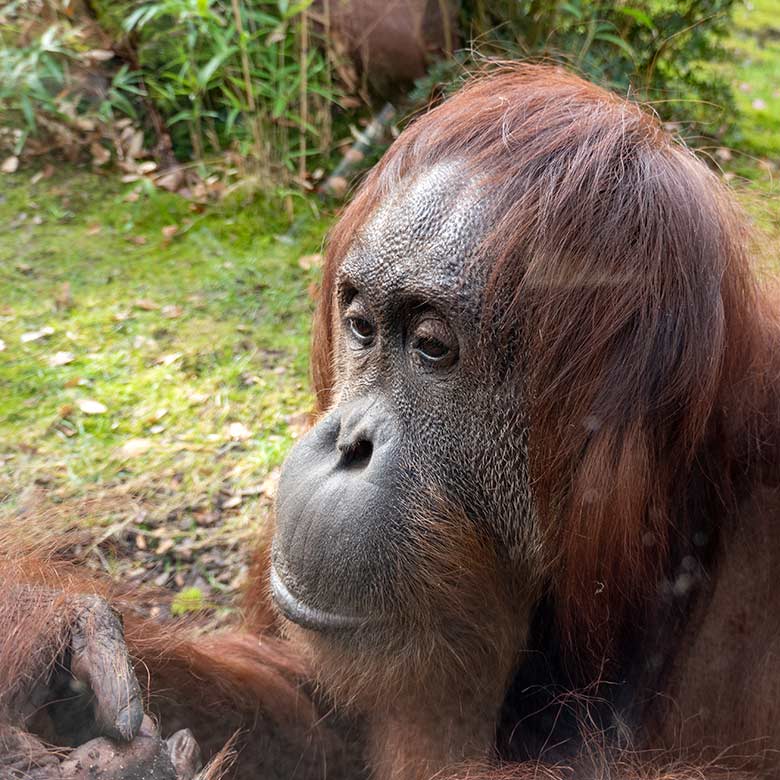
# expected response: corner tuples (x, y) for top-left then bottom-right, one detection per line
(122, 0), (337, 178)
(458, 0), (738, 137)
(0, 13), (144, 155)
(171, 587), (205, 614)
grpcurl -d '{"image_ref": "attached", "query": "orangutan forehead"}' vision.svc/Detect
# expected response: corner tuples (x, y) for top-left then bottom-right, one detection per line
(339, 163), (489, 301)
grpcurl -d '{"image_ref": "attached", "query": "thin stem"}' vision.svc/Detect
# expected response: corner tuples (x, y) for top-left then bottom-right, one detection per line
(230, 0), (262, 161)
(299, 7), (309, 182)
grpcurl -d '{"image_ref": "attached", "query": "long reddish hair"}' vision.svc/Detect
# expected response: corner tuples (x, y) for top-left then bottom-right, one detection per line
(311, 64), (780, 655)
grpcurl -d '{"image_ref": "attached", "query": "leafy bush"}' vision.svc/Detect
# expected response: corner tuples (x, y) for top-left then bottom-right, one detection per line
(1, 0), (739, 179)
(1, 0), (338, 181)
(109, 0), (337, 177)
(0, 15), (143, 154)
(458, 0), (738, 135)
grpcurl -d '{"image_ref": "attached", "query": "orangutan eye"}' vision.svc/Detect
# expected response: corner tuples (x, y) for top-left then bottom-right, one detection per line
(412, 319), (458, 368)
(416, 337), (449, 361)
(347, 316), (375, 346)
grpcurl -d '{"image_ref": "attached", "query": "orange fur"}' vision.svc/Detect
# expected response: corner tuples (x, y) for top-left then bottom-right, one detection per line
(3, 65), (780, 780)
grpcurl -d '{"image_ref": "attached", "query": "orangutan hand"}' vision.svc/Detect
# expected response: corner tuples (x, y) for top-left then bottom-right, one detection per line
(59, 716), (202, 780)
(1, 589), (202, 779)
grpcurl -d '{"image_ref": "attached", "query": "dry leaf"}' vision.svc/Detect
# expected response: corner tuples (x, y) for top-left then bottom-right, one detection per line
(1, 156), (19, 174)
(117, 438), (153, 459)
(0, 339), (5, 351)
(74, 117), (96, 132)
(298, 253), (323, 270)
(49, 351), (75, 366)
(266, 27), (285, 44)
(86, 223), (102, 235)
(261, 471), (280, 499)
(21, 326), (54, 343)
(162, 304), (183, 319)
(127, 235), (147, 246)
(157, 539), (175, 556)
(137, 161), (158, 175)
(90, 142), (110, 166)
(127, 130), (145, 159)
(222, 494), (242, 509)
(286, 411), (311, 438)
(156, 168), (185, 192)
(133, 335), (156, 349)
(124, 190), (140, 203)
(156, 352), (182, 366)
(85, 48), (114, 62)
(77, 398), (107, 414)
(228, 422), (251, 441)
(134, 298), (159, 311)
(161, 224), (178, 240)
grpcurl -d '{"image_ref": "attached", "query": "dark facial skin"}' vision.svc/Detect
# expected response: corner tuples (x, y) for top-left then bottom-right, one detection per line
(272, 164), (540, 638)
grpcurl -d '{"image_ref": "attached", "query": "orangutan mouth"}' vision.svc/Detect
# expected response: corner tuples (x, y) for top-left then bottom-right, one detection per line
(269, 564), (366, 632)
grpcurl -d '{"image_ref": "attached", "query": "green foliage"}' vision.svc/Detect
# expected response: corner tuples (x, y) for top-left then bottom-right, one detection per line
(458, 0), (739, 135)
(120, 0), (336, 173)
(721, 0), (780, 160)
(0, 20), (142, 148)
(1, 1), (337, 179)
(0, 0), (746, 174)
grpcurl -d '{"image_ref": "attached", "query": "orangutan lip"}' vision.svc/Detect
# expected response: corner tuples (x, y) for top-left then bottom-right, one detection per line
(269, 565), (366, 632)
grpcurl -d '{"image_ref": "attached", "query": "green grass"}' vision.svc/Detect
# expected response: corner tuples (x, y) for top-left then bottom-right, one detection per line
(0, 168), (329, 595)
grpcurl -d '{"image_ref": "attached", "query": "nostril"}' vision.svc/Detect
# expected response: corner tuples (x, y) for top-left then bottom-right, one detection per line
(339, 438), (373, 468)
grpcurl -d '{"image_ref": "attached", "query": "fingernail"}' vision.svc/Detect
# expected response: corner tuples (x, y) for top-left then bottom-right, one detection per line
(115, 701), (144, 741)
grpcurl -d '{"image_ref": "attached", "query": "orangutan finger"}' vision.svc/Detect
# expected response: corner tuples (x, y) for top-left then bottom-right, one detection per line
(167, 729), (203, 780)
(69, 596), (144, 743)
(62, 738), (176, 779)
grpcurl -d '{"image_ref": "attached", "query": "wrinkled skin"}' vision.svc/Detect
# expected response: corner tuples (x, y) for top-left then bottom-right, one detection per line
(271, 163), (544, 772)
(273, 163), (539, 625)
(1, 588), (202, 780)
